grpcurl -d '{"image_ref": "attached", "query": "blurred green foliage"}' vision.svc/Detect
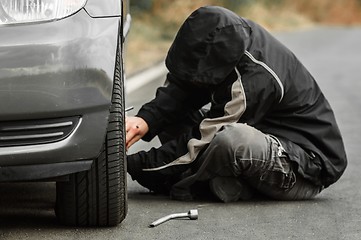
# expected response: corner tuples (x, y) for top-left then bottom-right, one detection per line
(126, 0), (361, 74)
(129, 0), (152, 12)
(129, 0), (288, 13)
(216, 0), (251, 9)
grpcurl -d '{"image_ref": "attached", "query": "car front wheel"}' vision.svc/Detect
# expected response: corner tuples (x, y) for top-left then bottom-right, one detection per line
(55, 47), (127, 227)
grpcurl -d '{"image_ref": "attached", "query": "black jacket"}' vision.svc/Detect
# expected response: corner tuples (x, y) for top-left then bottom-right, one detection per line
(133, 6), (347, 189)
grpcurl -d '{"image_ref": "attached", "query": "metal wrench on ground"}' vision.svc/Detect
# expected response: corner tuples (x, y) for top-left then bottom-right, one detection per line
(149, 209), (198, 227)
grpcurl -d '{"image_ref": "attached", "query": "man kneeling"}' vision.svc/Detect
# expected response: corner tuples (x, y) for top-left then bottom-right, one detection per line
(125, 6), (347, 202)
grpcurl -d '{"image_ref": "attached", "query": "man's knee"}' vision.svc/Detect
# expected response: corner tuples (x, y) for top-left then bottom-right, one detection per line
(213, 123), (265, 153)
(211, 123), (270, 176)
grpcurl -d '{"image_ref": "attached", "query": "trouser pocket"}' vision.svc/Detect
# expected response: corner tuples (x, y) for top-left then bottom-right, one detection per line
(258, 136), (296, 190)
(259, 156), (296, 189)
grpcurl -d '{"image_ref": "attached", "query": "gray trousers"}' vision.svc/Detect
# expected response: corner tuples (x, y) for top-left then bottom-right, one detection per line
(195, 123), (321, 200)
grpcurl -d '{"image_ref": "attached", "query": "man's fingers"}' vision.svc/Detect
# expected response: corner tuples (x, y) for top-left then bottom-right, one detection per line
(125, 116), (149, 150)
(126, 129), (136, 145)
(125, 117), (132, 132)
(125, 126), (143, 149)
(126, 134), (141, 149)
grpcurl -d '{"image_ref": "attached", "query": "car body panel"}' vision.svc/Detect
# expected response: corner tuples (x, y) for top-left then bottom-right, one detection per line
(0, 10), (119, 120)
(0, 9), (122, 169)
(0, 160), (93, 182)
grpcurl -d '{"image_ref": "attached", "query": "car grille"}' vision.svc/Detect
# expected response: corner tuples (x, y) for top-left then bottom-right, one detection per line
(0, 116), (80, 147)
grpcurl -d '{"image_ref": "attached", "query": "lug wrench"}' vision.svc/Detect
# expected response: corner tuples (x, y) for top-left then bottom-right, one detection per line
(149, 209), (198, 228)
(125, 106), (134, 112)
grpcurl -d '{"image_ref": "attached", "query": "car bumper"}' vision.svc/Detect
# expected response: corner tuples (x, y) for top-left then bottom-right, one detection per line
(0, 160), (93, 182)
(0, 10), (121, 167)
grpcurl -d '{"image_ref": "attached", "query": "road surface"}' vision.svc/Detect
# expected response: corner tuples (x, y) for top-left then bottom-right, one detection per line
(1, 27), (360, 240)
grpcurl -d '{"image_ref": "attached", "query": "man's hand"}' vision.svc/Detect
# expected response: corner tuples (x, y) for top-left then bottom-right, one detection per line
(125, 116), (149, 150)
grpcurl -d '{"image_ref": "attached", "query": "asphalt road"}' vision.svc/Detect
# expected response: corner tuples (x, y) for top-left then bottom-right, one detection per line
(1, 27), (361, 240)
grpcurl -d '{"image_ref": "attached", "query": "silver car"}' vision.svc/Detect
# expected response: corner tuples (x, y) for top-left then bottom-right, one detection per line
(0, 0), (131, 226)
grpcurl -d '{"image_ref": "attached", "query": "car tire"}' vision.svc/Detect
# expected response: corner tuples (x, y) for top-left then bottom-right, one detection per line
(55, 46), (127, 227)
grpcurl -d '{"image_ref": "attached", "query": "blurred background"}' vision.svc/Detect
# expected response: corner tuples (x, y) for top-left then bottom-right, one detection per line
(125, 0), (361, 75)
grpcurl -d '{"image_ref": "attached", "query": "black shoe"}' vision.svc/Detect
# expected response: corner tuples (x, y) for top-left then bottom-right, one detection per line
(209, 177), (254, 203)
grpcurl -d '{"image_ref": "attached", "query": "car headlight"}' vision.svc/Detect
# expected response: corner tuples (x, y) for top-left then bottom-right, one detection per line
(0, 0), (87, 25)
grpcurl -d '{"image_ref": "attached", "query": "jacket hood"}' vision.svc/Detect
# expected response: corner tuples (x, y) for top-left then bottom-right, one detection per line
(165, 6), (247, 85)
